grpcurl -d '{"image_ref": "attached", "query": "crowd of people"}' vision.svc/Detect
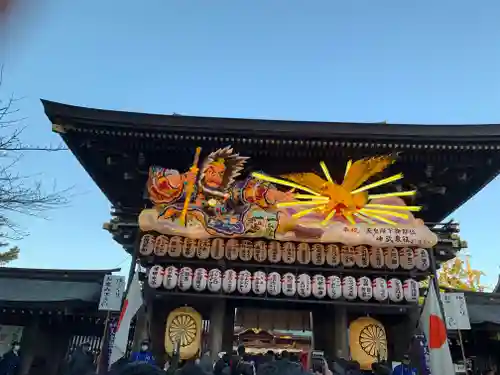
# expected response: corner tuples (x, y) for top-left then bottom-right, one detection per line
(0, 339), (498, 375)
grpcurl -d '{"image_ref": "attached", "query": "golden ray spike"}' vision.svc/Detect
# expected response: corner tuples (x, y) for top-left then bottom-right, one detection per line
(359, 208), (409, 219)
(360, 212), (398, 226)
(354, 212), (375, 225)
(365, 203), (422, 212)
(367, 191), (416, 199)
(321, 209), (337, 226)
(351, 173), (404, 194)
(251, 172), (320, 196)
(344, 213), (356, 225)
(292, 206), (320, 219)
(344, 160), (352, 178)
(294, 194), (329, 200)
(319, 161), (333, 183)
(277, 201), (328, 208)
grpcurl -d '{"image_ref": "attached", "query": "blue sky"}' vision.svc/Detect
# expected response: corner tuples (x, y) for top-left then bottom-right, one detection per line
(1, 1), (499, 286)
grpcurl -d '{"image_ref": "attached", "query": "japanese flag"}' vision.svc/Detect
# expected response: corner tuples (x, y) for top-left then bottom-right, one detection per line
(420, 281), (454, 375)
(109, 272), (143, 366)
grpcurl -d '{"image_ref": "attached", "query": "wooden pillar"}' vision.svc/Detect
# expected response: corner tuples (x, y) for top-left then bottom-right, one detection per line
(312, 306), (348, 360)
(149, 299), (167, 367)
(221, 301), (235, 353)
(132, 306), (149, 351)
(209, 300), (226, 361)
(333, 307), (349, 359)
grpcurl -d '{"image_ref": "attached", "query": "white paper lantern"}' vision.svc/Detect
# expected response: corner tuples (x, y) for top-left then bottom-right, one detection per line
(403, 279), (420, 303)
(341, 246), (356, 267)
(207, 269), (222, 293)
(414, 248), (430, 271)
(237, 270), (252, 294)
(268, 241), (281, 263)
(163, 266), (178, 290)
(311, 244), (325, 265)
(326, 244), (341, 266)
(312, 275), (327, 299)
(251, 271), (267, 295)
(178, 267), (193, 291)
(192, 268), (208, 292)
(297, 274), (312, 298)
(357, 276), (373, 301)
(154, 235), (169, 256)
(148, 265), (164, 288)
(354, 246), (370, 268)
(372, 278), (388, 302)
(342, 276), (357, 300)
(222, 269), (237, 293)
(387, 278), (404, 302)
(370, 247), (385, 268)
(385, 248), (400, 270)
(327, 275), (342, 299)
(399, 247), (415, 270)
(139, 234), (155, 256)
(281, 273), (297, 297)
(267, 272), (282, 296)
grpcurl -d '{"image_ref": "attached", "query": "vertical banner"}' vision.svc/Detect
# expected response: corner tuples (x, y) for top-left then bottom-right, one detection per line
(107, 318), (118, 366)
(414, 333), (431, 375)
(99, 275), (126, 312)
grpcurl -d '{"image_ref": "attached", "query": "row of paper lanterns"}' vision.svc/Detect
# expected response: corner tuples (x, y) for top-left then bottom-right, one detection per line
(148, 265), (419, 303)
(140, 234), (430, 270)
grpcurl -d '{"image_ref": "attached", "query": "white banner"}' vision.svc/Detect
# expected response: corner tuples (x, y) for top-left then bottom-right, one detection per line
(441, 292), (471, 330)
(0, 325), (23, 356)
(99, 275), (126, 311)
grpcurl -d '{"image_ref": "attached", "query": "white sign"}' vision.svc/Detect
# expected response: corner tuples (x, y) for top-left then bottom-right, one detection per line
(441, 292), (471, 330)
(99, 275), (126, 311)
(0, 325), (23, 356)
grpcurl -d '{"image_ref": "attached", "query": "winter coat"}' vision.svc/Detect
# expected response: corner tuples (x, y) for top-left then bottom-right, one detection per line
(67, 348), (95, 375)
(0, 350), (21, 375)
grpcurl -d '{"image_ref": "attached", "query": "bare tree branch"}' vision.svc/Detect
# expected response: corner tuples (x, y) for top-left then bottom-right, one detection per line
(0, 65), (70, 265)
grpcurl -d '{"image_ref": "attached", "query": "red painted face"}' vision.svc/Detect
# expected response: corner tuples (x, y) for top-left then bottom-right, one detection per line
(204, 164), (225, 188)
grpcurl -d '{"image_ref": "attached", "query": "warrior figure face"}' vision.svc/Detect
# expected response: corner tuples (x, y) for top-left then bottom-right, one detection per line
(204, 162), (226, 188)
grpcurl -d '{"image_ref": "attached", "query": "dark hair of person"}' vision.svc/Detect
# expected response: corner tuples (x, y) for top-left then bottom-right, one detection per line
(280, 351), (289, 360)
(257, 359), (304, 375)
(112, 362), (165, 375)
(289, 353), (299, 363)
(237, 345), (246, 356)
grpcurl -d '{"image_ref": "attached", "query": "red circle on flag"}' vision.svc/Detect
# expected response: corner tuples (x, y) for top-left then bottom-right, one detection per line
(428, 314), (447, 349)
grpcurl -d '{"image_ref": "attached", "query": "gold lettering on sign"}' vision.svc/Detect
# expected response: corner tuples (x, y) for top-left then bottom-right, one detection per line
(154, 235), (169, 256)
(210, 238), (225, 260)
(168, 236), (183, 257)
(326, 244), (340, 266)
(253, 241), (267, 262)
(240, 240), (254, 262)
(296, 242), (311, 265)
(197, 239), (211, 259)
(282, 242), (297, 264)
(268, 241), (281, 263)
(225, 239), (239, 260)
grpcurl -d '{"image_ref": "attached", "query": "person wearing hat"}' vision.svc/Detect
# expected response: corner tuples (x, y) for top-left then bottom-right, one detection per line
(130, 340), (155, 365)
(392, 354), (417, 375)
(0, 341), (21, 375)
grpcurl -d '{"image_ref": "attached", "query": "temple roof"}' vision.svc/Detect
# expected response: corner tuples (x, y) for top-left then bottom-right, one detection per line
(0, 267), (120, 308)
(43, 100), (500, 224)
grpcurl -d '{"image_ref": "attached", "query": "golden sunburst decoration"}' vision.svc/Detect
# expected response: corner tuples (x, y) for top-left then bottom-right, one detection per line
(251, 155), (422, 226)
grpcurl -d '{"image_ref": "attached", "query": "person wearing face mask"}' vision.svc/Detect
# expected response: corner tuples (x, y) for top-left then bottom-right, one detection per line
(392, 355), (416, 375)
(0, 341), (21, 375)
(130, 340), (155, 365)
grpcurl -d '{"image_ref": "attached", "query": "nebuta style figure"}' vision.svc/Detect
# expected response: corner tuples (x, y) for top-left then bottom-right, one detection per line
(141, 146), (320, 239)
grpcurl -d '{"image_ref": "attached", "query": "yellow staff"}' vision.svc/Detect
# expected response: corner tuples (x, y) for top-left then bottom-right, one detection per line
(179, 147), (202, 226)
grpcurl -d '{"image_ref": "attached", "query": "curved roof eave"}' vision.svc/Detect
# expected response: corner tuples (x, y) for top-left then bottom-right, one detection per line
(41, 100), (500, 142)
